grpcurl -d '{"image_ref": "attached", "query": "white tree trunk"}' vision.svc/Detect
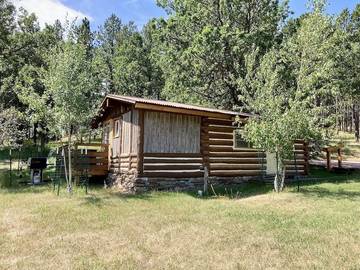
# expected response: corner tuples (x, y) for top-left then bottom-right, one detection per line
(67, 128), (72, 193)
(274, 153), (286, 193)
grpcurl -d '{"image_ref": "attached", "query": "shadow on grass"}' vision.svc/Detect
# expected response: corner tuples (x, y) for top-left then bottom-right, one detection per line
(185, 182), (274, 200)
(80, 189), (155, 207)
(298, 186), (360, 201)
(0, 184), (51, 194)
(287, 167), (360, 200)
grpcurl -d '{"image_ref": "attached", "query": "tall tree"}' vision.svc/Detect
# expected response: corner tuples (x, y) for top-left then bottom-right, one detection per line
(44, 42), (101, 192)
(112, 24), (164, 99)
(75, 17), (93, 59)
(244, 49), (320, 192)
(95, 15), (136, 94)
(155, 0), (289, 109)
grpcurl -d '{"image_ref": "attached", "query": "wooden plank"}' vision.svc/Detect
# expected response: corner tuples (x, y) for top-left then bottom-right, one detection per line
(208, 126), (235, 133)
(206, 118), (234, 126)
(210, 164), (263, 170)
(89, 170), (108, 176)
(210, 170), (262, 177)
(143, 170), (204, 178)
(75, 143), (108, 148)
(286, 165), (305, 170)
(304, 141), (309, 175)
(86, 152), (108, 158)
(285, 160), (306, 165)
(201, 117), (210, 172)
(129, 109), (133, 170)
(137, 110), (144, 176)
(135, 103), (233, 119)
(144, 158), (202, 163)
(144, 153), (202, 158)
(209, 146), (260, 152)
(209, 157), (263, 164)
(210, 152), (265, 158)
(208, 132), (233, 140)
(144, 164), (202, 170)
(209, 139), (233, 146)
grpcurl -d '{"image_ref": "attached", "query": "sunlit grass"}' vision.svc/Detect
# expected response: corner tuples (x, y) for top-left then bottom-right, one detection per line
(1, 175), (360, 269)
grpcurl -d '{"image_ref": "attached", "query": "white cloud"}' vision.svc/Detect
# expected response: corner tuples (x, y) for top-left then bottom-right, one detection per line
(12, 0), (92, 27)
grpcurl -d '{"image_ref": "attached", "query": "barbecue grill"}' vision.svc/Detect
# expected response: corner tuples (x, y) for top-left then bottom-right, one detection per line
(28, 157), (47, 184)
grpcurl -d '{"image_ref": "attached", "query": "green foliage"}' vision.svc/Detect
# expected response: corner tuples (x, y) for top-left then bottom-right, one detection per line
(0, 107), (26, 148)
(44, 41), (101, 137)
(154, 0), (289, 108)
(244, 49), (320, 159)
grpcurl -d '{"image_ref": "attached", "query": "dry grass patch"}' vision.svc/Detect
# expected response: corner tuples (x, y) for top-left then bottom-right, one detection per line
(1, 180), (360, 269)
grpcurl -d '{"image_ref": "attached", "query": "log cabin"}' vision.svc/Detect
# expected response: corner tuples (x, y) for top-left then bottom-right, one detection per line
(92, 94), (309, 192)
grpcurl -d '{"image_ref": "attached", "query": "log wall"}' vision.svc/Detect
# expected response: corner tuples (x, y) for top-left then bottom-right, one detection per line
(106, 108), (309, 192)
(205, 117), (267, 177)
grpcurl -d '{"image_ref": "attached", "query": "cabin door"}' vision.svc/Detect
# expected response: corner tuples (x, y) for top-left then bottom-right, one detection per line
(112, 119), (121, 158)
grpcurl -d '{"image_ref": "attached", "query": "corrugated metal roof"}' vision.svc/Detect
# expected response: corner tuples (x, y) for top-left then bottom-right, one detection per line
(105, 94), (251, 117)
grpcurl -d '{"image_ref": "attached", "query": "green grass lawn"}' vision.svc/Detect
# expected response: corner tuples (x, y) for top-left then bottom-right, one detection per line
(1, 174), (360, 269)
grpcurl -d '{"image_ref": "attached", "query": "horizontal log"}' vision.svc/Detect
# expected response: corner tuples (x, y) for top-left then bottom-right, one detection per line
(144, 153), (202, 158)
(209, 157), (264, 164)
(210, 170), (262, 177)
(208, 126), (235, 133)
(205, 118), (234, 126)
(208, 132), (233, 140)
(210, 152), (265, 158)
(209, 139), (234, 146)
(210, 146), (261, 152)
(144, 158), (203, 163)
(285, 160), (306, 165)
(286, 165), (305, 170)
(210, 164), (263, 170)
(144, 164), (202, 170)
(143, 170), (204, 178)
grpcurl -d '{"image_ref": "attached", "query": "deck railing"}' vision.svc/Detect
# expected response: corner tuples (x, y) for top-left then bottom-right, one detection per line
(73, 143), (109, 177)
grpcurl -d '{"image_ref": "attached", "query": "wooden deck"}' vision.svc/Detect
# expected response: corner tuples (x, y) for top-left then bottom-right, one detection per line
(73, 143), (109, 177)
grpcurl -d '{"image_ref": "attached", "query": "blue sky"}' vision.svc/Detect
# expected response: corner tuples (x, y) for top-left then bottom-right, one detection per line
(12, 0), (360, 29)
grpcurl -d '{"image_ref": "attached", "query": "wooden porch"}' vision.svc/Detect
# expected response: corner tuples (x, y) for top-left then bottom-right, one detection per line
(72, 143), (109, 177)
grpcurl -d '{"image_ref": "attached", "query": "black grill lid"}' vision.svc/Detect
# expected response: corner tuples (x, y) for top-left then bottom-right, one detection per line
(28, 157), (47, 169)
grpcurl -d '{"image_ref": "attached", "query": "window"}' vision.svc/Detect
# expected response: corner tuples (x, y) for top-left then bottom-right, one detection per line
(114, 119), (120, 138)
(233, 128), (251, 149)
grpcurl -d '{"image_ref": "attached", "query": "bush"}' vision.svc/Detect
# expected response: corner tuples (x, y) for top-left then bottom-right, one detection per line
(0, 172), (18, 188)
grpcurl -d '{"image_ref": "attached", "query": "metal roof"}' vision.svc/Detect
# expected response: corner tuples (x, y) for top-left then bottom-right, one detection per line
(105, 94), (251, 117)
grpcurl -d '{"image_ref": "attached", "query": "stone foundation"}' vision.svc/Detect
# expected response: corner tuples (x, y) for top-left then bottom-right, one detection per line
(107, 171), (261, 193)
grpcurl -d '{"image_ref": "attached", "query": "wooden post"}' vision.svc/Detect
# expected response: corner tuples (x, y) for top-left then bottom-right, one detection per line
(74, 144), (79, 186)
(326, 148), (331, 171)
(129, 111), (133, 171)
(304, 141), (309, 175)
(201, 117), (210, 193)
(338, 147), (342, 168)
(137, 110), (144, 177)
